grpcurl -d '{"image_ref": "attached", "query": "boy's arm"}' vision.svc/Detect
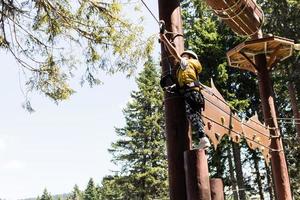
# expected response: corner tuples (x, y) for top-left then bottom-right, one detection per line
(160, 34), (182, 62)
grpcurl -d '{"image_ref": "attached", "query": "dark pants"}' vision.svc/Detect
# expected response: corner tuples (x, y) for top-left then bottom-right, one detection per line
(184, 90), (205, 138)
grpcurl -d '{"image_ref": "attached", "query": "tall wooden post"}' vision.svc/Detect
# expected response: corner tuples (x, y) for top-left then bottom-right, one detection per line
(255, 54), (292, 200)
(184, 150), (211, 200)
(210, 178), (224, 200)
(158, 0), (190, 199)
(253, 32), (292, 200)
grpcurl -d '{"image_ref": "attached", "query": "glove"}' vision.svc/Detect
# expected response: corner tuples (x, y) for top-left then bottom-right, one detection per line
(164, 84), (177, 93)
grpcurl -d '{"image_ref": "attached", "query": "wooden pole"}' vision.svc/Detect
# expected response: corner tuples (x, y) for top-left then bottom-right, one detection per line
(254, 43), (292, 199)
(184, 149), (211, 200)
(210, 178), (224, 200)
(158, 0), (190, 199)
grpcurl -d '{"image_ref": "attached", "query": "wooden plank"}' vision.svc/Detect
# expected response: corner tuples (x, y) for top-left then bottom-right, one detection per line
(223, 8), (258, 34)
(242, 114), (271, 164)
(227, 36), (294, 72)
(244, 36), (294, 46)
(239, 51), (258, 72)
(266, 44), (282, 69)
(226, 41), (247, 57)
(200, 80), (271, 164)
(227, 37), (294, 58)
(205, 0), (234, 10)
(201, 80), (232, 149)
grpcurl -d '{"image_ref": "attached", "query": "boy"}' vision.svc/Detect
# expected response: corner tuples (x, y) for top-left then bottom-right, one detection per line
(160, 33), (211, 149)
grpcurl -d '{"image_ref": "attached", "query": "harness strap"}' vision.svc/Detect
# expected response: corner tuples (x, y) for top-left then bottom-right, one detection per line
(182, 81), (202, 91)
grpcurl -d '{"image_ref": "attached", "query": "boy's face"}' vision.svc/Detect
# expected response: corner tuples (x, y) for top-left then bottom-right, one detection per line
(182, 53), (191, 59)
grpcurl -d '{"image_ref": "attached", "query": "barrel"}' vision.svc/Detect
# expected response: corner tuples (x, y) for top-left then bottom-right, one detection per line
(204, 0), (264, 37)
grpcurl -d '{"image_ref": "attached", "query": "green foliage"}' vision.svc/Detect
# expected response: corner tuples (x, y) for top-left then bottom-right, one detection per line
(285, 138), (300, 197)
(0, 0), (153, 106)
(83, 178), (99, 200)
(67, 185), (83, 200)
(26, 55), (75, 102)
(98, 176), (120, 199)
(39, 189), (53, 200)
(100, 58), (168, 200)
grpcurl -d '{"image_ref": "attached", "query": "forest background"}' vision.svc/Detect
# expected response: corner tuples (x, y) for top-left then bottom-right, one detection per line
(0, 0), (299, 199)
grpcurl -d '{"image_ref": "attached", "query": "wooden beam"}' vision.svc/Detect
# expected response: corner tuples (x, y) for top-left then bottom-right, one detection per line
(239, 51), (258, 72)
(266, 44), (282, 70)
(244, 36), (294, 46)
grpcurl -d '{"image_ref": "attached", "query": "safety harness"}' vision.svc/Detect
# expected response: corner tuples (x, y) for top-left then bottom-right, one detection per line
(158, 21), (205, 110)
(159, 20), (178, 94)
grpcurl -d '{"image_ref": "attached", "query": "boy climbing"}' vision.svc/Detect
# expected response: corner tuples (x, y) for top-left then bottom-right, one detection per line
(160, 31), (211, 149)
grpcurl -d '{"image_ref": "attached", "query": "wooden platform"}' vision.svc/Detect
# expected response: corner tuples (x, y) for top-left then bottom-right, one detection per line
(204, 0), (264, 36)
(227, 36), (294, 73)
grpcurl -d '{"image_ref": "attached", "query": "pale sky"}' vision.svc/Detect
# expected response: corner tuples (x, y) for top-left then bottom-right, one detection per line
(0, 1), (158, 199)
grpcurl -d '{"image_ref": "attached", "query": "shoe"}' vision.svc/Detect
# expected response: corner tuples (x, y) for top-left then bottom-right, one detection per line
(198, 137), (211, 149)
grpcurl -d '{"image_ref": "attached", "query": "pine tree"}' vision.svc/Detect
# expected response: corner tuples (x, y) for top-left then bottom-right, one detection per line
(83, 178), (98, 200)
(39, 189), (53, 200)
(99, 175), (125, 200)
(231, 142), (246, 199)
(102, 57), (168, 200)
(67, 185), (83, 200)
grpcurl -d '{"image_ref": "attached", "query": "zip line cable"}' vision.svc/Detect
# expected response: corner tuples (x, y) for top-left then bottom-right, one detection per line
(165, 87), (272, 139)
(140, 0), (160, 24)
(163, 93), (282, 154)
(201, 114), (282, 152)
(202, 92), (271, 139)
(277, 118), (300, 120)
(165, 92), (283, 152)
(277, 118), (300, 122)
(164, 84), (276, 138)
(277, 118), (300, 125)
(140, 0), (184, 37)
(200, 84), (272, 131)
(278, 122), (300, 125)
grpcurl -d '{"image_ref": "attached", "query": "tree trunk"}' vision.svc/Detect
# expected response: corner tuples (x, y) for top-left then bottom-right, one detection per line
(232, 142), (246, 200)
(252, 151), (264, 200)
(227, 146), (239, 200)
(265, 162), (275, 200)
(287, 80), (300, 140)
(216, 145), (223, 178)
